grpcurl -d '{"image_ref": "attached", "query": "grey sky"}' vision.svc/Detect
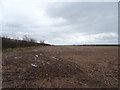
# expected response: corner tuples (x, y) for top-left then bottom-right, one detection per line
(0, 0), (118, 45)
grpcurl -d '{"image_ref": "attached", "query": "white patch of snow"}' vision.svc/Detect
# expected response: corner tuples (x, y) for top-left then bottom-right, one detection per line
(52, 56), (57, 59)
(14, 56), (22, 59)
(35, 55), (39, 58)
(31, 64), (37, 68)
(33, 49), (38, 52)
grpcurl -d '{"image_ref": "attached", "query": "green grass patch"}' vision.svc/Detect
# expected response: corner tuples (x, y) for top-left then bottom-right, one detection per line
(1, 46), (46, 52)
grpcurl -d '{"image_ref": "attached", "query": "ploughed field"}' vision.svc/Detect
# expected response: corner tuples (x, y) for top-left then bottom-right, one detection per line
(2, 46), (118, 88)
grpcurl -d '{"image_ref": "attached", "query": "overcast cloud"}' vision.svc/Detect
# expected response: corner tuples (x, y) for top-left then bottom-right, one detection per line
(0, 0), (118, 45)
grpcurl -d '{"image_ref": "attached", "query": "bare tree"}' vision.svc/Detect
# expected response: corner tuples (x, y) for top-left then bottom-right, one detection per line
(40, 40), (44, 44)
(22, 35), (35, 42)
(22, 35), (30, 41)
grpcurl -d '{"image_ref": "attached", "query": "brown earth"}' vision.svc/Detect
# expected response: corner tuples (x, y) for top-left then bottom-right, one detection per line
(2, 46), (119, 88)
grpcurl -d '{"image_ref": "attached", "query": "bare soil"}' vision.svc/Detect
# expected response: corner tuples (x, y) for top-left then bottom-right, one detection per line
(2, 46), (119, 88)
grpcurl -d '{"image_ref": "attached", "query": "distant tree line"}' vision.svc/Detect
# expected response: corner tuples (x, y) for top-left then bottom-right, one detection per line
(1, 35), (50, 50)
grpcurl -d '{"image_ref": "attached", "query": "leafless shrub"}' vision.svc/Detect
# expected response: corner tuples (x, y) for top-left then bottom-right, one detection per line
(40, 40), (44, 44)
(22, 35), (36, 43)
(2, 34), (50, 50)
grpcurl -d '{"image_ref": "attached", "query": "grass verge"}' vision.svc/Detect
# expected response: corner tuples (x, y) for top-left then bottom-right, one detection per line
(1, 46), (47, 52)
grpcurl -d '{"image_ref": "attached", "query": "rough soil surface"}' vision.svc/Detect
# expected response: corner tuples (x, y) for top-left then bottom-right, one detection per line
(2, 46), (118, 88)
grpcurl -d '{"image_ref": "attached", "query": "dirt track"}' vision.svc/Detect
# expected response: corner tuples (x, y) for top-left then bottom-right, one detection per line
(2, 46), (118, 88)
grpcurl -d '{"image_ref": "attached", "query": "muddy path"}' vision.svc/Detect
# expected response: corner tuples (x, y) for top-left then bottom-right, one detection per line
(2, 46), (118, 88)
